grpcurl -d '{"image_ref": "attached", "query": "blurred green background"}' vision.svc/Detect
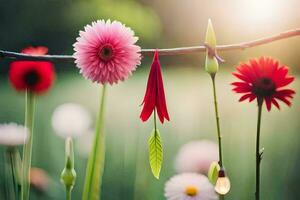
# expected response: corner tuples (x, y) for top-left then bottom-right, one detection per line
(0, 0), (300, 199)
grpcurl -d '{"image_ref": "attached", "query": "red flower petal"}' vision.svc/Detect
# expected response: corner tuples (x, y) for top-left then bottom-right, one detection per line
(140, 60), (157, 122)
(264, 97), (272, 111)
(239, 93), (255, 102)
(21, 46), (48, 55)
(140, 50), (169, 123)
(271, 99), (280, 110)
(155, 55), (170, 123)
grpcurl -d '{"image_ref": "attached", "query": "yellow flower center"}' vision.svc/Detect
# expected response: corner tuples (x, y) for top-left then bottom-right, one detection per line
(185, 185), (198, 196)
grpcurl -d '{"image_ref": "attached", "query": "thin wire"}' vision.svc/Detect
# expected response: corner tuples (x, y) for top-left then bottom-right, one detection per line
(0, 28), (299, 62)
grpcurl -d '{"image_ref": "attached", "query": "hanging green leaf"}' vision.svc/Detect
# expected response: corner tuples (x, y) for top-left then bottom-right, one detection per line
(148, 129), (163, 179)
(208, 161), (220, 184)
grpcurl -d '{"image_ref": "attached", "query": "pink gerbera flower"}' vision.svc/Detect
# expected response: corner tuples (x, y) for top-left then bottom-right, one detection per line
(73, 20), (141, 84)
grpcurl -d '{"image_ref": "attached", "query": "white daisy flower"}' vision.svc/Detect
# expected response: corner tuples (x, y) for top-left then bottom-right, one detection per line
(0, 123), (28, 146)
(175, 140), (218, 175)
(164, 173), (218, 200)
(51, 103), (92, 138)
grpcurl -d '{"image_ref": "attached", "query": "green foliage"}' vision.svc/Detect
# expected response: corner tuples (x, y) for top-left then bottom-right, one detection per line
(148, 129), (163, 179)
(66, 0), (162, 45)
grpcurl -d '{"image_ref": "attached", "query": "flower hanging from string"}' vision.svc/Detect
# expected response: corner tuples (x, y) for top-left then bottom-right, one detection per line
(140, 50), (170, 123)
(164, 173), (218, 200)
(140, 50), (169, 179)
(9, 46), (55, 94)
(73, 19), (141, 85)
(232, 57), (295, 111)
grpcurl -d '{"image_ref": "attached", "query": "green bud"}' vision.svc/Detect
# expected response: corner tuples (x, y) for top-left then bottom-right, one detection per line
(205, 19), (219, 75)
(208, 161), (220, 184)
(205, 19), (216, 48)
(61, 167), (76, 189)
(60, 137), (76, 190)
(205, 56), (219, 75)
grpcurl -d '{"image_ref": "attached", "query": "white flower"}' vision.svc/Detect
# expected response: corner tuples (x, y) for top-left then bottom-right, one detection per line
(75, 129), (94, 157)
(165, 173), (218, 200)
(0, 123), (28, 146)
(51, 103), (92, 138)
(175, 140), (218, 175)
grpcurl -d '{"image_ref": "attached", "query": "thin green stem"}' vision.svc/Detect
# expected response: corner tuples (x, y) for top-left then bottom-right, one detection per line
(256, 98), (263, 200)
(211, 75), (223, 167)
(7, 148), (19, 200)
(66, 187), (72, 200)
(21, 90), (35, 200)
(82, 85), (107, 200)
(153, 108), (157, 132)
(4, 150), (13, 200)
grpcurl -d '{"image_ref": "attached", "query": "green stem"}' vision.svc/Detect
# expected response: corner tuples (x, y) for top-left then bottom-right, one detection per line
(7, 148), (19, 200)
(153, 108), (157, 132)
(66, 187), (72, 200)
(255, 98), (263, 200)
(4, 150), (13, 200)
(211, 75), (223, 167)
(82, 85), (107, 200)
(21, 90), (35, 200)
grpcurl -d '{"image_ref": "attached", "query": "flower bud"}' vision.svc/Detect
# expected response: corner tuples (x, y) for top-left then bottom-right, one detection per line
(205, 19), (219, 75)
(208, 161), (220, 184)
(60, 137), (76, 190)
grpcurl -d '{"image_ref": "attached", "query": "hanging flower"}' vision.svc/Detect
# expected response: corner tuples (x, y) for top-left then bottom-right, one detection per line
(164, 173), (218, 200)
(73, 19), (141, 84)
(9, 46), (55, 94)
(140, 50), (170, 123)
(232, 57), (295, 111)
(0, 123), (28, 146)
(175, 140), (219, 175)
(51, 103), (92, 138)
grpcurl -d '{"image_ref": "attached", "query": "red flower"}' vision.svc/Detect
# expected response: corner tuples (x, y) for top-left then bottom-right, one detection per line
(232, 57), (295, 111)
(140, 50), (170, 123)
(9, 46), (55, 94)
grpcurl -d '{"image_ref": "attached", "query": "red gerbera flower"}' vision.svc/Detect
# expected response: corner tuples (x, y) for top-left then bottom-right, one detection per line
(232, 57), (295, 111)
(9, 46), (55, 94)
(140, 50), (170, 123)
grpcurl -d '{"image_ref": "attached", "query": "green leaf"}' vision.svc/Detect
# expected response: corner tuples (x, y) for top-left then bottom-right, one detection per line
(208, 161), (220, 184)
(148, 129), (163, 179)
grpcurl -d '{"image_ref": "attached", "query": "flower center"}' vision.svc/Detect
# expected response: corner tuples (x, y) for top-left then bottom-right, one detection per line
(252, 77), (276, 97)
(98, 44), (114, 61)
(185, 185), (198, 196)
(23, 70), (40, 86)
